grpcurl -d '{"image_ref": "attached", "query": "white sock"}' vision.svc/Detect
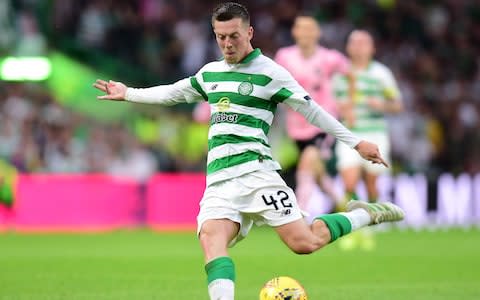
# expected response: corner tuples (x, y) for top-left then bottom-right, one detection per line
(208, 279), (234, 300)
(339, 209), (371, 231)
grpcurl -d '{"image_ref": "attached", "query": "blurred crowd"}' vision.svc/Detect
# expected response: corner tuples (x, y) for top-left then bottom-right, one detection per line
(0, 82), (213, 181)
(0, 83), (155, 180)
(1, 0), (480, 179)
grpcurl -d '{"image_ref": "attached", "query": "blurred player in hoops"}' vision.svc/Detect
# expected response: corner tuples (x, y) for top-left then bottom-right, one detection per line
(274, 14), (355, 213)
(94, 4), (404, 299)
(333, 30), (403, 250)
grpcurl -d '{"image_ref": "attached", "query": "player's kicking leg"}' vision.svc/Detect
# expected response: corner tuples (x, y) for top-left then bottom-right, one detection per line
(275, 200), (404, 253)
(199, 219), (239, 300)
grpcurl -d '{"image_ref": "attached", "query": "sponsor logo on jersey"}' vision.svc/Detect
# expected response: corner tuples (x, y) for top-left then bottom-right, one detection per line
(211, 112), (238, 124)
(238, 81), (254, 96)
(217, 97), (231, 112)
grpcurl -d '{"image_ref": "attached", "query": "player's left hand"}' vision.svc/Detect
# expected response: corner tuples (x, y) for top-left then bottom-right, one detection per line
(354, 140), (388, 167)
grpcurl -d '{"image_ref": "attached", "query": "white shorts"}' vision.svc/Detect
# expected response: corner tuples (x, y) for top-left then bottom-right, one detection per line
(336, 131), (391, 175)
(197, 170), (303, 246)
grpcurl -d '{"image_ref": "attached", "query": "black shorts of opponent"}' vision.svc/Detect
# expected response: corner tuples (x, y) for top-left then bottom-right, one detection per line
(294, 132), (328, 152)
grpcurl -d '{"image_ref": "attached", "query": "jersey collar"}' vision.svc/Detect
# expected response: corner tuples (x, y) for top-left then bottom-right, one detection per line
(239, 48), (261, 64)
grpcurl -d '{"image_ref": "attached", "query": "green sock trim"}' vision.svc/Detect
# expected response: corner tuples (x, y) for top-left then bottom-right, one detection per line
(346, 191), (359, 200)
(316, 214), (352, 242)
(205, 256), (235, 284)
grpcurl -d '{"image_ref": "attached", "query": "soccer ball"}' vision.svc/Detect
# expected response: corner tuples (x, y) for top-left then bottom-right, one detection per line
(259, 276), (308, 300)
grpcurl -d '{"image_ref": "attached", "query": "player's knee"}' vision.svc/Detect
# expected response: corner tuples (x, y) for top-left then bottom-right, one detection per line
(198, 221), (218, 244)
(289, 242), (316, 255)
(293, 245), (314, 255)
(199, 219), (237, 247)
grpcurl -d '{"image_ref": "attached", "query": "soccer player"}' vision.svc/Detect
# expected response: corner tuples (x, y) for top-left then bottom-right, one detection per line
(334, 30), (403, 250)
(93, 4), (404, 300)
(334, 30), (403, 205)
(274, 14), (353, 211)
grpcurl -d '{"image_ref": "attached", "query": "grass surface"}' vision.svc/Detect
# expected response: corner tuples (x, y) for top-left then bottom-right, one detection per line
(1, 228), (479, 299)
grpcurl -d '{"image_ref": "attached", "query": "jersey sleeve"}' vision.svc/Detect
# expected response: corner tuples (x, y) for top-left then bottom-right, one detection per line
(272, 66), (361, 148)
(380, 66), (401, 101)
(125, 76), (206, 106)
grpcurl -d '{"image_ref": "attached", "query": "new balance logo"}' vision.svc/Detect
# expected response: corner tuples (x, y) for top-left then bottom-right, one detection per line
(210, 84), (218, 90)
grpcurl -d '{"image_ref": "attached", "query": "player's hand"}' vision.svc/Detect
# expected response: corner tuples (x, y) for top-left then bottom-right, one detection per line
(93, 79), (127, 101)
(354, 140), (389, 167)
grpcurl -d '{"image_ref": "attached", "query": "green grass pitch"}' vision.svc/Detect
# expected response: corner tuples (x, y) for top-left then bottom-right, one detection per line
(1, 228), (479, 299)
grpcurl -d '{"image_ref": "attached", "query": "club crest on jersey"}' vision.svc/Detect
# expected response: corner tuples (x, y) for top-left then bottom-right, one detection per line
(238, 81), (254, 96)
(217, 97), (231, 112)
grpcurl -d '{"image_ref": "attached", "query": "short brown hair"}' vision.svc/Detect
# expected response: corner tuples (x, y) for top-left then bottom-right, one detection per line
(212, 2), (250, 25)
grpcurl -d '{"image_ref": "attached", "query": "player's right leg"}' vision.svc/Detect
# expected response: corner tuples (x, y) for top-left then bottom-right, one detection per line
(275, 201), (404, 254)
(275, 218), (331, 254)
(275, 208), (370, 254)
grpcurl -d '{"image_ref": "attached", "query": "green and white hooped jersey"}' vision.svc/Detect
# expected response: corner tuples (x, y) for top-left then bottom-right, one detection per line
(333, 61), (401, 133)
(126, 49), (361, 186)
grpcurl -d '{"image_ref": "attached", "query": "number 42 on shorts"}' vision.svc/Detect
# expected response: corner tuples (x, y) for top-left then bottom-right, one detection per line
(262, 191), (293, 215)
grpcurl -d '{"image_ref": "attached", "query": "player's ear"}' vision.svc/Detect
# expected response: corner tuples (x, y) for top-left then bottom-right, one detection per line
(248, 26), (254, 40)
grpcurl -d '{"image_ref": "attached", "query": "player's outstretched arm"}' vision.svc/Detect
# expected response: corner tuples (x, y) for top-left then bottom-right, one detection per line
(94, 77), (204, 106)
(275, 65), (389, 168)
(93, 79), (127, 101)
(282, 90), (388, 167)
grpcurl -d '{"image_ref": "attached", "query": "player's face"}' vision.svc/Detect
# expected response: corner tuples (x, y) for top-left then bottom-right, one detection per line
(347, 31), (375, 62)
(292, 16), (321, 49)
(213, 18), (253, 64)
